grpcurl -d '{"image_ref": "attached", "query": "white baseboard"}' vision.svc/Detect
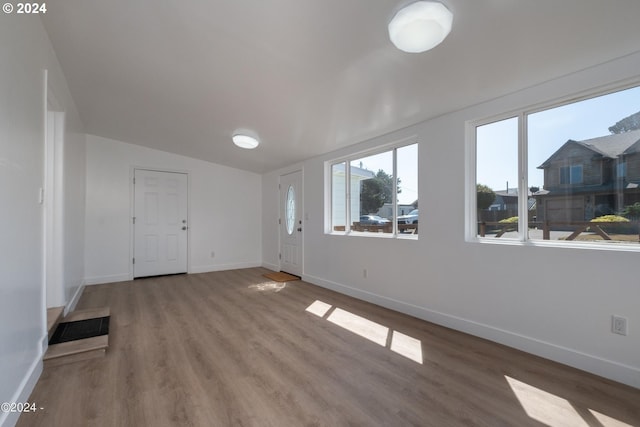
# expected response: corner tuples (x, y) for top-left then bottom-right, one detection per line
(83, 273), (131, 285)
(190, 261), (261, 274)
(302, 273), (640, 390)
(65, 284), (85, 315)
(0, 339), (44, 427)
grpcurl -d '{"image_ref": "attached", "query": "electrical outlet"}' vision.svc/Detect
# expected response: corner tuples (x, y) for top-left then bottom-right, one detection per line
(210, 251), (215, 258)
(612, 315), (628, 336)
(363, 269), (367, 279)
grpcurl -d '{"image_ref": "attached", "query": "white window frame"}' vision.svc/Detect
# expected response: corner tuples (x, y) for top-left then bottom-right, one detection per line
(327, 137), (418, 239)
(466, 78), (640, 252)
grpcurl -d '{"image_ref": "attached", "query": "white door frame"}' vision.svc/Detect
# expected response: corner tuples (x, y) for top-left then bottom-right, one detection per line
(279, 170), (303, 276)
(44, 75), (66, 310)
(129, 166), (191, 279)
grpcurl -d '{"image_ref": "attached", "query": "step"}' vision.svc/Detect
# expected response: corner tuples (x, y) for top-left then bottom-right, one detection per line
(44, 307), (110, 367)
(44, 336), (108, 368)
(63, 306), (110, 322)
(46, 306), (65, 340)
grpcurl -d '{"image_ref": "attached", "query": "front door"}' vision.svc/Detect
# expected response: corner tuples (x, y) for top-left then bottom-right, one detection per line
(134, 169), (188, 278)
(279, 171), (303, 277)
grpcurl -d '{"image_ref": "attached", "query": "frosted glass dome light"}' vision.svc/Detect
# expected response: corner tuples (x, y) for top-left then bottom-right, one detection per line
(388, 1), (453, 53)
(232, 133), (260, 149)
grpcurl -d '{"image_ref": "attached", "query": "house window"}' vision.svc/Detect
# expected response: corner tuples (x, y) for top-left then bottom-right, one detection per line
(329, 141), (418, 238)
(559, 165), (583, 185)
(471, 83), (640, 247)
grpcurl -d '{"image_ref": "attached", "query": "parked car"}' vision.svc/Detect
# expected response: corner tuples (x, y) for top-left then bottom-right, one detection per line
(397, 209), (418, 224)
(359, 215), (391, 225)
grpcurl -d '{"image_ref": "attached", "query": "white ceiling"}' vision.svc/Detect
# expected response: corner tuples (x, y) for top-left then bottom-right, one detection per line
(41, 0), (640, 173)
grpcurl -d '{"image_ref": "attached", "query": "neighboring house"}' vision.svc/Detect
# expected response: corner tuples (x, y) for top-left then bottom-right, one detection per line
(331, 164), (375, 228)
(490, 188), (518, 211)
(482, 188), (536, 222)
(535, 129), (640, 222)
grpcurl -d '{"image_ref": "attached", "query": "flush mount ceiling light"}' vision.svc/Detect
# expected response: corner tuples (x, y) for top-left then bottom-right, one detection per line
(232, 132), (260, 149)
(388, 1), (453, 53)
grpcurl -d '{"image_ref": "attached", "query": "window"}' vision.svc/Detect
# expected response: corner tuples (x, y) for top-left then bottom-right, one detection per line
(475, 117), (519, 239)
(472, 84), (640, 247)
(329, 142), (418, 237)
(559, 165), (583, 185)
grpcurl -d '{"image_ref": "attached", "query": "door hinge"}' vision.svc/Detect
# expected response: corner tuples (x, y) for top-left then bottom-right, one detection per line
(133, 177), (136, 184)
(132, 257), (135, 264)
(279, 253), (281, 260)
(278, 183), (281, 190)
(278, 218), (281, 225)
(132, 216), (136, 224)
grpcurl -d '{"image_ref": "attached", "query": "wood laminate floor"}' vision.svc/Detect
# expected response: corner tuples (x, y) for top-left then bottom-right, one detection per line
(18, 268), (640, 427)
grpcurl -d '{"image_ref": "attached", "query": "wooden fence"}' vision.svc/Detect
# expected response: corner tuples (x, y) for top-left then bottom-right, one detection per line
(478, 221), (640, 241)
(333, 223), (418, 234)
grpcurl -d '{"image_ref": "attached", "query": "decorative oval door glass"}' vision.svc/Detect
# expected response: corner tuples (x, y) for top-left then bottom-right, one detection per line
(285, 185), (295, 235)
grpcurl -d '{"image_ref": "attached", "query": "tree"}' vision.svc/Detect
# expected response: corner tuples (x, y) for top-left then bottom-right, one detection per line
(622, 202), (640, 217)
(609, 111), (640, 134)
(360, 169), (401, 215)
(477, 184), (496, 210)
(360, 179), (386, 214)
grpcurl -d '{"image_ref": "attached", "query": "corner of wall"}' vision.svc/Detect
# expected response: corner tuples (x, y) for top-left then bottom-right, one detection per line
(0, 350), (43, 427)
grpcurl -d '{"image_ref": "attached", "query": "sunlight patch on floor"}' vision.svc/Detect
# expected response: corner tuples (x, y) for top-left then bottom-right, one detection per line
(327, 308), (389, 346)
(589, 410), (635, 427)
(505, 376), (632, 427)
(305, 300), (333, 317)
(505, 375), (588, 427)
(390, 330), (423, 364)
(248, 282), (287, 292)
(305, 300), (423, 364)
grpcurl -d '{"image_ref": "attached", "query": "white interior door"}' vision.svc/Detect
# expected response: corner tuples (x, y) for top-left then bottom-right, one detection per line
(134, 169), (188, 278)
(279, 171), (303, 277)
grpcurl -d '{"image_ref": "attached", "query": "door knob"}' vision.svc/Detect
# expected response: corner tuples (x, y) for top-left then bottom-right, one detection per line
(182, 226), (187, 230)
(297, 227), (302, 232)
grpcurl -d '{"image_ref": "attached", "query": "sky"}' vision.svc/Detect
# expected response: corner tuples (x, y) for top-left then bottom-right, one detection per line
(350, 143), (418, 205)
(477, 85), (640, 191)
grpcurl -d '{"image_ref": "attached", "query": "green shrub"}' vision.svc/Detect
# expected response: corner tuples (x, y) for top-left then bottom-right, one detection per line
(622, 202), (640, 217)
(498, 216), (519, 224)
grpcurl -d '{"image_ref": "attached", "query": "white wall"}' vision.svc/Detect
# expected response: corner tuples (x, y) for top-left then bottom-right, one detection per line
(85, 135), (262, 284)
(262, 52), (640, 389)
(0, 14), (84, 427)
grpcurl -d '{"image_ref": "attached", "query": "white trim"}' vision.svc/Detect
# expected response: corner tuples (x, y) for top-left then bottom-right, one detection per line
(303, 273), (640, 389)
(84, 273), (131, 285)
(518, 111), (527, 242)
(0, 347), (43, 427)
(65, 284), (85, 315)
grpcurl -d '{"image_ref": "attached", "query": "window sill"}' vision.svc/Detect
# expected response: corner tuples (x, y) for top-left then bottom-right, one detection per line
(328, 231), (419, 240)
(470, 236), (640, 252)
